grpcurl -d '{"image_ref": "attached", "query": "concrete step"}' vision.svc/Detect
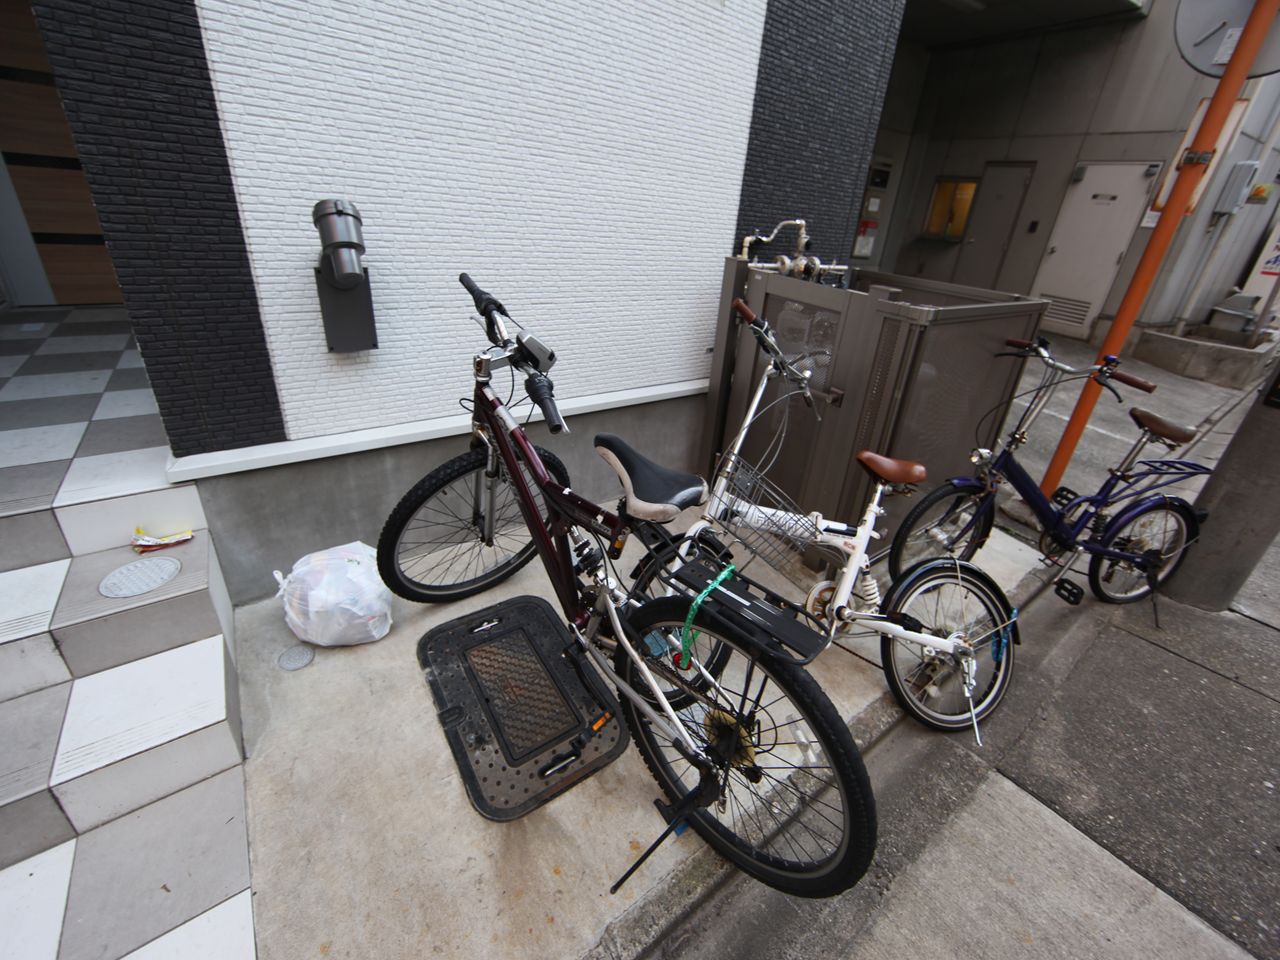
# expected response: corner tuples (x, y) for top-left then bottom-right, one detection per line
(1, 635), (242, 867)
(2, 768), (254, 960)
(49, 533), (233, 677)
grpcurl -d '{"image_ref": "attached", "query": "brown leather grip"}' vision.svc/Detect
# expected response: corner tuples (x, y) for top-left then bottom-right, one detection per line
(1005, 338), (1033, 349)
(1110, 369), (1156, 393)
(732, 298), (757, 325)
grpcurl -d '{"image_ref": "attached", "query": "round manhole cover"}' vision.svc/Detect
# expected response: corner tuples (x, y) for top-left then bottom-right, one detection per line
(99, 556), (182, 598)
(277, 644), (315, 671)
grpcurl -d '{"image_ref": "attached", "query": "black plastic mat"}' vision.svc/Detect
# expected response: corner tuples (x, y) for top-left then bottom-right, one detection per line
(418, 595), (629, 821)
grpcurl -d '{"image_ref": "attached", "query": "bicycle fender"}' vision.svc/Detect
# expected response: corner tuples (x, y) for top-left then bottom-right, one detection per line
(1101, 495), (1200, 544)
(881, 558), (1021, 645)
(669, 560), (826, 663)
(944, 476), (986, 492)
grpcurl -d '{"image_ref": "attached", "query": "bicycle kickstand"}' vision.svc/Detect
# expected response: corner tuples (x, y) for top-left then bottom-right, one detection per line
(963, 656), (983, 748)
(609, 758), (719, 895)
(1142, 550), (1162, 630)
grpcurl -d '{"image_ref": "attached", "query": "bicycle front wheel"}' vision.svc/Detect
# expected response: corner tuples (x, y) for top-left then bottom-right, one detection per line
(1087, 499), (1197, 603)
(619, 596), (876, 898)
(880, 560), (1016, 731)
(377, 446), (570, 602)
(889, 481), (993, 581)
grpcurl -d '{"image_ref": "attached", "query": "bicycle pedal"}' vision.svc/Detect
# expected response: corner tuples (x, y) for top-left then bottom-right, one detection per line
(1050, 486), (1080, 508)
(1054, 579), (1084, 606)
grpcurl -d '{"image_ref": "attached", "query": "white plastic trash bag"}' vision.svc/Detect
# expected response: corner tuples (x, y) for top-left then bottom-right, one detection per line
(273, 541), (392, 646)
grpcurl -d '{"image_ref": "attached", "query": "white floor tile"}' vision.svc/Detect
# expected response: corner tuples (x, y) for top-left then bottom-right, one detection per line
(55, 484), (206, 556)
(116, 350), (144, 369)
(52, 635), (226, 784)
(53, 446), (172, 507)
(0, 422), (87, 469)
(0, 559), (71, 644)
(35, 335), (129, 355)
(94, 389), (160, 421)
(0, 322), (56, 340)
(0, 839), (76, 960)
(0, 356), (26, 377)
(120, 888), (255, 959)
(0, 370), (112, 402)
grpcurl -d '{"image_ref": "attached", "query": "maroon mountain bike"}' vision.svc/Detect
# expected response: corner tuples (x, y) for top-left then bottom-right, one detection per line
(376, 274), (875, 897)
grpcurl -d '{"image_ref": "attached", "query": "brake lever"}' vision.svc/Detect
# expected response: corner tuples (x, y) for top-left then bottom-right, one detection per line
(993, 351), (1032, 359)
(1095, 375), (1123, 403)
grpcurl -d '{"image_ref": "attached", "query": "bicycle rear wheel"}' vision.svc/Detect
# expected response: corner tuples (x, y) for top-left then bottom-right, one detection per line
(879, 560), (1016, 731)
(1087, 499), (1197, 603)
(889, 481), (993, 581)
(377, 446), (570, 602)
(619, 596), (876, 898)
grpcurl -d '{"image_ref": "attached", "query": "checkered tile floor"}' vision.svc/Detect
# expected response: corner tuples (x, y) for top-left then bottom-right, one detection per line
(0, 307), (168, 518)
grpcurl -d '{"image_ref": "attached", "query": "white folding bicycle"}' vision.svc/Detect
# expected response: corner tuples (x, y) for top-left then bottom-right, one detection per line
(632, 298), (1021, 742)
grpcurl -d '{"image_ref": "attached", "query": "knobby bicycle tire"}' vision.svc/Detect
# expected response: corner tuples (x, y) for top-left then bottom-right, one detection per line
(377, 445), (570, 602)
(618, 596), (876, 898)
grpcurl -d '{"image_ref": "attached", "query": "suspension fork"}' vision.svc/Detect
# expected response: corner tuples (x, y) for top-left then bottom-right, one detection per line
(473, 436), (502, 546)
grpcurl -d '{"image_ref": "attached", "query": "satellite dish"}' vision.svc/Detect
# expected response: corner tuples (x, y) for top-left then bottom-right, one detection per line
(1176, 0), (1280, 78)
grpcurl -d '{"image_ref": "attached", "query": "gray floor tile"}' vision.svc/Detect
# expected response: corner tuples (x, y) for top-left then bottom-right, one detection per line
(0, 683), (71, 806)
(92, 390), (158, 421)
(0, 634), (71, 703)
(0, 509), (68, 573)
(0, 370), (111, 402)
(0, 460), (70, 517)
(58, 767), (250, 960)
(50, 321), (134, 337)
(0, 308), (70, 325)
(0, 356), (23, 378)
(63, 307), (127, 325)
(34, 335), (128, 355)
(0, 340), (39, 356)
(74, 415), (167, 458)
(0, 322), (57, 340)
(0, 395), (100, 430)
(0, 423), (87, 469)
(0, 791), (74, 871)
(105, 368), (151, 392)
(17, 353), (121, 376)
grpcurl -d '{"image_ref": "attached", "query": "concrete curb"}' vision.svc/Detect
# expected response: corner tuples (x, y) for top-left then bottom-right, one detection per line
(579, 690), (906, 960)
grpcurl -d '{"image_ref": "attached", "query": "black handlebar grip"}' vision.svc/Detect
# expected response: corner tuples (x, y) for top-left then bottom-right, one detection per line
(458, 272), (507, 321)
(526, 373), (568, 435)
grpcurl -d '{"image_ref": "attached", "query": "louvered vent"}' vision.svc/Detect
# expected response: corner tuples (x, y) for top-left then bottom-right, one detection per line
(1040, 293), (1092, 329)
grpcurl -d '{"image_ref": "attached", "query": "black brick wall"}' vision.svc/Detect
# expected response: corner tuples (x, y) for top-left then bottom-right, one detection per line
(735, 0), (907, 263)
(32, 0), (286, 457)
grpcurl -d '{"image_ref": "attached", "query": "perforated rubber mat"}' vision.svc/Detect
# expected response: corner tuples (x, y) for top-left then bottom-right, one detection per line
(418, 596), (629, 821)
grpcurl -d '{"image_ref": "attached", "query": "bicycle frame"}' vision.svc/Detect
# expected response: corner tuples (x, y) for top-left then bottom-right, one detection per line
(469, 375), (724, 759)
(977, 447), (1210, 565)
(685, 351), (985, 659)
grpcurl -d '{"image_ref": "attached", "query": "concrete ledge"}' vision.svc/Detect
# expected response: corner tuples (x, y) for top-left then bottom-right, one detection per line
(1134, 328), (1279, 388)
(167, 377), (711, 482)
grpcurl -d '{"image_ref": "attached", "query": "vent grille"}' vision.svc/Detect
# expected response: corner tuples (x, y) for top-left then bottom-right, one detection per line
(1041, 293), (1092, 329)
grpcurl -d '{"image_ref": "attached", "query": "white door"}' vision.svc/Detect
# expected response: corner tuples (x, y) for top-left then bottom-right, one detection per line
(1031, 163), (1157, 339)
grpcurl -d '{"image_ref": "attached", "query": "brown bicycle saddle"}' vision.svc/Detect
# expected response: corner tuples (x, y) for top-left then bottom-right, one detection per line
(856, 450), (927, 485)
(1129, 408), (1195, 445)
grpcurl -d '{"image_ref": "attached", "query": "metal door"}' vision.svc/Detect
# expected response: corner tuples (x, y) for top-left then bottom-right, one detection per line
(951, 163), (1033, 290)
(1031, 162), (1157, 339)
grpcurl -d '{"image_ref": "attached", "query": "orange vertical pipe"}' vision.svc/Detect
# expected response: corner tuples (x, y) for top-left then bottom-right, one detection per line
(1040, 0), (1280, 496)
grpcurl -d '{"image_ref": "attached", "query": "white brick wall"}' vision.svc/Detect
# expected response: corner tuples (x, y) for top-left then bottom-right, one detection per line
(194, 0), (766, 441)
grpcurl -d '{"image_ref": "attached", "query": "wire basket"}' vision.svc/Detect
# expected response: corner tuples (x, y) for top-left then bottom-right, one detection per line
(709, 453), (840, 581)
